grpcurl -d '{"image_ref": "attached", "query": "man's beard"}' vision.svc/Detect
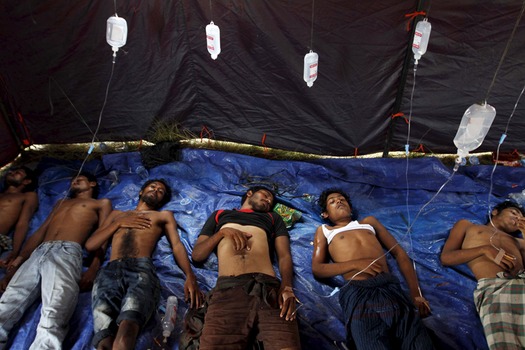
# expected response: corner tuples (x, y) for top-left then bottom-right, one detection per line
(5, 177), (23, 188)
(248, 197), (269, 213)
(141, 193), (161, 209)
(69, 186), (81, 197)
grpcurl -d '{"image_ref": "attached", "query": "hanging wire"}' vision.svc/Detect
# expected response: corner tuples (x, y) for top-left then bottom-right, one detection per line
(209, 0), (213, 19)
(487, 80), (525, 224)
(407, 0), (525, 233)
(42, 39), (118, 220)
(310, 0), (315, 49)
(484, 0), (525, 102)
(48, 77), (97, 138)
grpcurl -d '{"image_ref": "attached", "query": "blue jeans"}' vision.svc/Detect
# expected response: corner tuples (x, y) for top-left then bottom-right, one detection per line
(91, 257), (160, 347)
(0, 241), (82, 350)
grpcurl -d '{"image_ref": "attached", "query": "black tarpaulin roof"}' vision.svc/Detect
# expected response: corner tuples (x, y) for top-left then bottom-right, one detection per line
(1, 0), (525, 166)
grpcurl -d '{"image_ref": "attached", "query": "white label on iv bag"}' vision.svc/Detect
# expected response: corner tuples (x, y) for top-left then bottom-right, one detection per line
(412, 31), (422, 49)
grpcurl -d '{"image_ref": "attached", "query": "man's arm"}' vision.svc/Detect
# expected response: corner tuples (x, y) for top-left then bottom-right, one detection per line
(440, 219), (508, 268)
(274, 235), (297, 321)
(311, 226), (382, 279)
(10, 192), (38, 258)
(84, 209), (151, 252)
(0, 203), (52, 291)
(191, 213), (252, 262)
(163, 211), (202, 308)
(368, 216), (430, 317)
(79, 199), (112, 291)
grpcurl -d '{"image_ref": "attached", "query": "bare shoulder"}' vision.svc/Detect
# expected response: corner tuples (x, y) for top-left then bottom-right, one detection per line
(313, 225), (327, 241)
(24, 191), (38, 201)
(360, 215), (380, 225)
(152, 209), (175, 224)
(159, 209), (174, 217)
(454, 219), (479, 233)
(97, 198), (111, 207)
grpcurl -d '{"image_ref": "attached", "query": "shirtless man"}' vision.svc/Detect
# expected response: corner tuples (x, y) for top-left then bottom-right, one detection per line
(311, 188), (433, 350)
(441, 200), (525, 349)
(0, 172), (111, 350)
(85, 179), (202, 350)
(192, 186), (300, 350)
(0, 166), (38, 266)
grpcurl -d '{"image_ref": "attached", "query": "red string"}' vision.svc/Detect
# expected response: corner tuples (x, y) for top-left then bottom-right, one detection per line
(391, 112), (409, 124)
(404, 11), (427, 31)
(261, 133), (268, 152)
(200, 125), (213, 141)
(16, 112), (32, 146)
(413, 144), (426, 153)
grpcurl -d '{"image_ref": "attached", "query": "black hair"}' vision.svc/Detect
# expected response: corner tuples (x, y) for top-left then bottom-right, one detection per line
(241, 186), (276, 210)
(75, 172), (99, 198)
(318, 188), (357, 221)
(490, 200), (525, 218)
(140, 179), (172, 208)
(3, 166), (38, 192)
(489, 200), (525, 237)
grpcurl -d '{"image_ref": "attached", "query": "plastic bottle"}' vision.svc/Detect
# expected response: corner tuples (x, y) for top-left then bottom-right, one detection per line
(206, 21), (221, 60)
(135, 165), (149, 180)
(412, 18), (431, 64)
(162, 296), (178, 343)
(106, 15), (128, 56)
(453, 102), (496, 164)
(303, 50), (319, 87)
(108, 170), (120, 190)
(469, 155), (480, 165)
(508, 189), (525, 208)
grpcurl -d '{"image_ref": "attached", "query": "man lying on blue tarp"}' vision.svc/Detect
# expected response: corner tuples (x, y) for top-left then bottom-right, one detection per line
(192, 186), (301, 349)
(86, 179), (202, 350)
(0, 166), (38, 266)
(441, 200), (525, 350)
(311, 188), (434, 350)
(0, 172), (111, 349)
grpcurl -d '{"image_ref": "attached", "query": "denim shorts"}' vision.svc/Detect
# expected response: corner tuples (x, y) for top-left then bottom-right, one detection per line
(91, 257), (160, 347)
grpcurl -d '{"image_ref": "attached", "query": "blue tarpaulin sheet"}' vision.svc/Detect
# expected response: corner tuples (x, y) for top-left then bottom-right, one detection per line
(3, 148), (525, 349)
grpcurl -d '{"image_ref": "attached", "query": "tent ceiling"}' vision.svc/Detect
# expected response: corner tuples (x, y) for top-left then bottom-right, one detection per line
(1, 0), (524, 166)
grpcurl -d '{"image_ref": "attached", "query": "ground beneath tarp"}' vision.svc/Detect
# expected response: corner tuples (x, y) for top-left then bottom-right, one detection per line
(3, 148), (525, 350)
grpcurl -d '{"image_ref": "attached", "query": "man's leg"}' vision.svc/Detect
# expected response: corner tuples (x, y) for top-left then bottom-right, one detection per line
(199, 285), (255, 350)
(29, 242), (82, 350)
(0, 251), (42, 349)
(96, 336), (114, 350)
(92, 263), (122, 350)
(112, 258), (160, 349)
(256, 307), (300, 350)
(475, 278), (525, 349)
(113, 320), (140, 350)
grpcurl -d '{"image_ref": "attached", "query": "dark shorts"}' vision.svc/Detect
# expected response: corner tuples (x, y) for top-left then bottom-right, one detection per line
(91, 257), (160, 347)
(199, 273), (300, 350)
(339, 273), (434, 350)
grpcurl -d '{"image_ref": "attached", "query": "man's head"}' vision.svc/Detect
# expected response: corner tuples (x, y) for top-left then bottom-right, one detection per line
(139, 179), (172, 209)
(4, 166), (37, 192)
(241, 186), (276, 212)
(70, 172), (99, 198)
(319, 188), (356, 222)
(490, 200), (525, 236)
